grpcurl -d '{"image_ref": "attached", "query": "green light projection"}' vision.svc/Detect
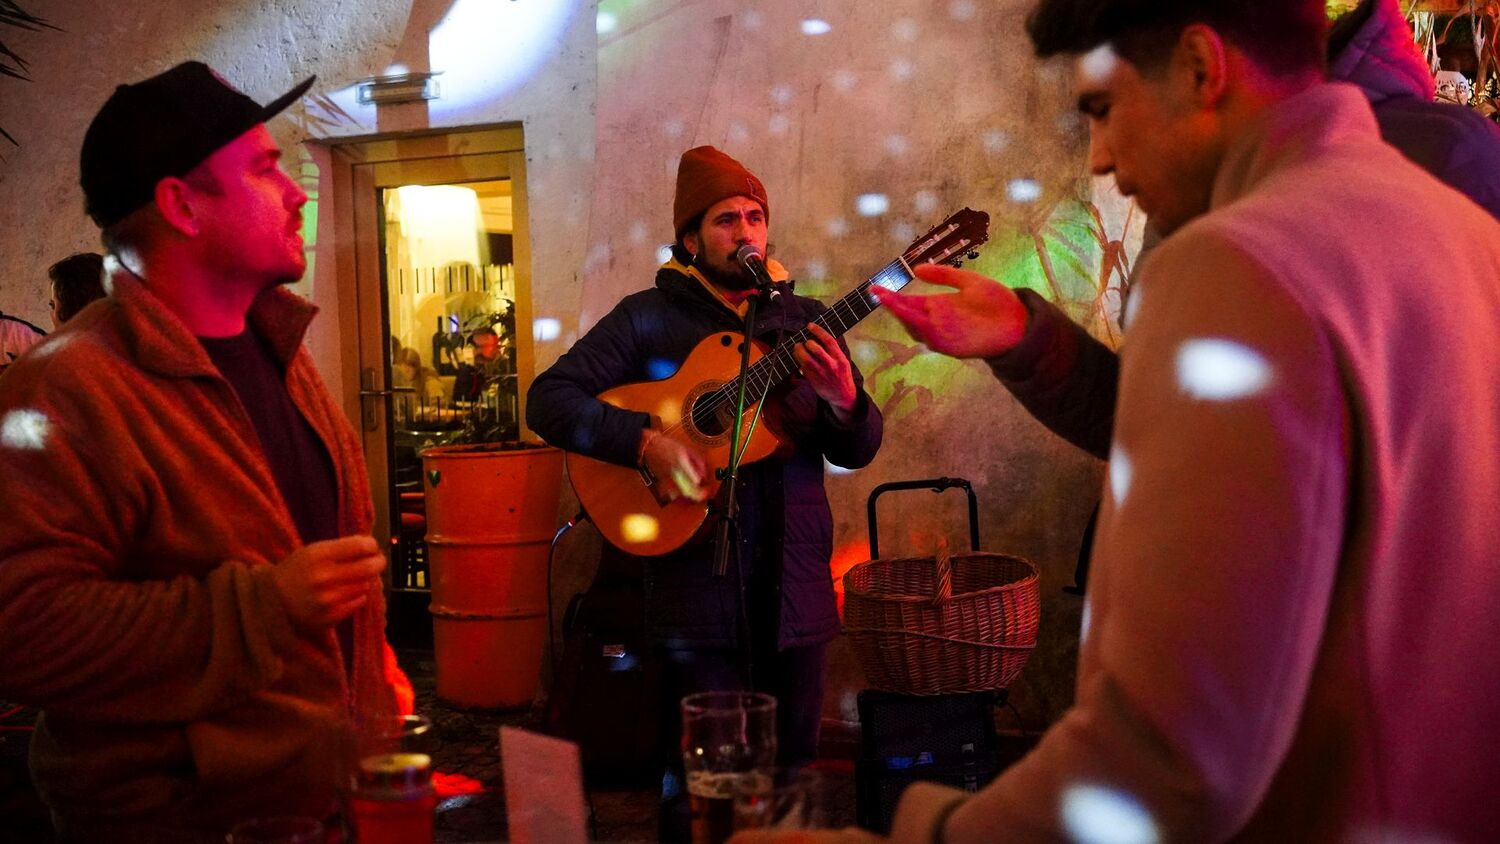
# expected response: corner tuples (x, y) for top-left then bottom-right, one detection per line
(796, 195), (1134, 425)
(291, 149), (320, 301)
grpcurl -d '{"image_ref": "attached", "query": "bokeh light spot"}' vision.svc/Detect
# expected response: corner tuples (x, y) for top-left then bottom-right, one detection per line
(1080, 44), (1122, 86)
(1109, 447), (1132, 508)
(1061, 784), (1161, 844)
(1176, 339), (1273, 401)
(1, 409), (50, 451)
(1007, 179), (1043, 203)
(622, 514), (660, 544)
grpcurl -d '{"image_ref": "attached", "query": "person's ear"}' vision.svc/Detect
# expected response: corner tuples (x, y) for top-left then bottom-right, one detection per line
(682, 231), (700, 260)
(1176, 23), (1231, 109)
(153, 177), (201, 238)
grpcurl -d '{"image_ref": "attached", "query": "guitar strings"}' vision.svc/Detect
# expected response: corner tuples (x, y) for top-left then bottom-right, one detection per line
(657, 261), (910, 441)
(654, 217), (981, 441)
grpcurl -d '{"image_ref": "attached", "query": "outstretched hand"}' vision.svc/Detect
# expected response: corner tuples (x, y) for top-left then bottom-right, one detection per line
(872, 263), (1029, 359)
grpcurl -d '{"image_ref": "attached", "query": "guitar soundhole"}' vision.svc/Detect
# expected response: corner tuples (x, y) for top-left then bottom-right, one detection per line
(690, 391), (730, 438)
(681, 381), (733, 446)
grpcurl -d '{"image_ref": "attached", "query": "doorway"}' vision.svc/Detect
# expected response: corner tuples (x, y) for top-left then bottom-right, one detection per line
(326, 126), (534, 645)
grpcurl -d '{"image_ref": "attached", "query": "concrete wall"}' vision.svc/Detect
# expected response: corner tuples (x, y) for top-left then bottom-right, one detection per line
(0, 0), (1142, 731)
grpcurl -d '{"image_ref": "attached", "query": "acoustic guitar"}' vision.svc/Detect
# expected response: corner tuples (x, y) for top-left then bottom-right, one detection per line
(567, 207), (992, 555)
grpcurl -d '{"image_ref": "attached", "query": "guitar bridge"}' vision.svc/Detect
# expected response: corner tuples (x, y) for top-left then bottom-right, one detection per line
(637, 464), (673, 506)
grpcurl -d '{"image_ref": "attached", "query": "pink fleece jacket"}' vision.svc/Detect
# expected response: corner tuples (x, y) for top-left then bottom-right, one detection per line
(896, 84), (1500, 842)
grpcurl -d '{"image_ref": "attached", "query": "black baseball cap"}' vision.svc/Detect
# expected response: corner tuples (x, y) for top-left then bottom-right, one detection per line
(80, 61), (315, 228)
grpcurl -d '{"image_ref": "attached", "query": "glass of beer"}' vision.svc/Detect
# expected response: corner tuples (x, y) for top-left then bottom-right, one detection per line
(680, 692), (777, 844)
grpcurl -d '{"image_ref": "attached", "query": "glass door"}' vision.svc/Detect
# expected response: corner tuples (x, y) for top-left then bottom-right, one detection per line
(329, 128), (532, 645)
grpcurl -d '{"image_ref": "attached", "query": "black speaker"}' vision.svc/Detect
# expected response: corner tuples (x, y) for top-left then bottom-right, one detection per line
(544, 583), (661, 786)
(855, 757), (999, 834)
(854, 690), (1004, 833)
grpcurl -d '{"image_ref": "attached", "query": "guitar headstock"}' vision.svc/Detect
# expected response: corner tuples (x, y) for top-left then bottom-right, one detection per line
(900, 207), (991, 269)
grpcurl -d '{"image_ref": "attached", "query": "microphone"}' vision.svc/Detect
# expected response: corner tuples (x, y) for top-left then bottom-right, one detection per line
(735, 244), (780, 301)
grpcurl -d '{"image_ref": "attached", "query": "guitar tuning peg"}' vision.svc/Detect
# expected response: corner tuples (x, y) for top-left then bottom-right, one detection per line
(966, 250), (980, 260)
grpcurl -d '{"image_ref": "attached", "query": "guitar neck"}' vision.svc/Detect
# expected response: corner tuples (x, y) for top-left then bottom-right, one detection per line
(735, 258), (916, 399)
(725, 209), (988, 402)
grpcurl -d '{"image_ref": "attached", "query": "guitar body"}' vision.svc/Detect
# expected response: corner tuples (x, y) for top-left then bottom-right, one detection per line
(566, 331), (784, 557)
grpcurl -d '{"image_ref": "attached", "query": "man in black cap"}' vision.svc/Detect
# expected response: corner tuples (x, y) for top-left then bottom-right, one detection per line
(0, 62), (411, 841)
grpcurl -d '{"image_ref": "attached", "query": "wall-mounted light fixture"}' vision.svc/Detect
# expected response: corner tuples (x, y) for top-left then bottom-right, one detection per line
(357, 71), (442, 106)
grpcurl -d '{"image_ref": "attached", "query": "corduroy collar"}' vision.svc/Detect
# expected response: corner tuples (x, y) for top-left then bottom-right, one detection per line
(109, 270), (318, 378)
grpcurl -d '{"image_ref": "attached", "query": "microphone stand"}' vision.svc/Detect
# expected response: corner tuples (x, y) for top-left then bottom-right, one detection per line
(711, 278), (777, 691)
(711, 285), (764, 579)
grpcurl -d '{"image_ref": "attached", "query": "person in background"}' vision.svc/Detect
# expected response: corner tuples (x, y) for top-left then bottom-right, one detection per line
(1329, 0), (1500, 217)
(742, 0), (1500, 841)
(452, 325), (509, 402)
(392, 347), (446, 426)
(47, 252), (108, 328)
(0, 61), (412, 842)
(0, 310), (44, 376)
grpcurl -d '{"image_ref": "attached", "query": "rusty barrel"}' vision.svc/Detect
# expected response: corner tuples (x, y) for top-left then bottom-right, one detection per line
(420, 441), (563, 709)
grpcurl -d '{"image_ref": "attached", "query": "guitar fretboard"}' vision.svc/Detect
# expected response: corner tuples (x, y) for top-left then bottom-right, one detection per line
(708, 259), (912, 409)
(696, 209), (986, 423)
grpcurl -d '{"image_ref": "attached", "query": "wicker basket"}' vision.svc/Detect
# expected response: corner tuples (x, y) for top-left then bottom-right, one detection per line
(842, 545), (1040, 695)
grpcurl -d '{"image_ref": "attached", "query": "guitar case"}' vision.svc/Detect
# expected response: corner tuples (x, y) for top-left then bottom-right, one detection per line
(544, 571), (662, 786)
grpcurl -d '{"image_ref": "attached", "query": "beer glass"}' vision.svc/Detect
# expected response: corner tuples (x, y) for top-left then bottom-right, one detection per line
(680, 692), (777, 844)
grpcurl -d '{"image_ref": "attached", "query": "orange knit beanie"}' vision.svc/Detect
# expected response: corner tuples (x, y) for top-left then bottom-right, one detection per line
(672, 146), (769, 237)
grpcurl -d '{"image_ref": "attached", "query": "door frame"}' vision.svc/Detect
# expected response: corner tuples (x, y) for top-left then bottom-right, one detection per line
(319, 124), (534, 572)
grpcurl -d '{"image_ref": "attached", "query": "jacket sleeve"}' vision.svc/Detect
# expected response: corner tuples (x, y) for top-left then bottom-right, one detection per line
(526, 297), (653, 467)
(0, 385), (300, 723)
(892, 231), (1348, 842)
(986, 288), (1117, 460)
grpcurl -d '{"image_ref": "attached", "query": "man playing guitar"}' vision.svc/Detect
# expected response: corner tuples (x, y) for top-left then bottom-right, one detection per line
(527, 145), (884, 843)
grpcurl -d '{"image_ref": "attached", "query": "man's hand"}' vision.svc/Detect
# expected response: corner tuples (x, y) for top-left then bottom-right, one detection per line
(793, 323), (857, 422)
(271, 536), (386, 633)
(872, 263), (1029, 359)
(641, 427), (712, 502)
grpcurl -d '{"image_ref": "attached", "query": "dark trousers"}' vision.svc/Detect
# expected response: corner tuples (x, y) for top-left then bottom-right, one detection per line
(656, 640), (828, 843)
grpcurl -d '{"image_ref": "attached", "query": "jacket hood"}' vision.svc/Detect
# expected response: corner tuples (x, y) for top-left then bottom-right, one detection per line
(1329, 0), (1435, 104)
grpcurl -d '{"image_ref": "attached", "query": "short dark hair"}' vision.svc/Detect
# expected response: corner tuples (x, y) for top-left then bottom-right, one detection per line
(47, 253), (107, 323)
(1026, 0), (1328, 77)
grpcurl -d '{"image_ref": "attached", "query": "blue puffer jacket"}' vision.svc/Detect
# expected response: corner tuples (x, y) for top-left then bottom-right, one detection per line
(528, 264), (883, 649)
(1330, 0), (1500, 218)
